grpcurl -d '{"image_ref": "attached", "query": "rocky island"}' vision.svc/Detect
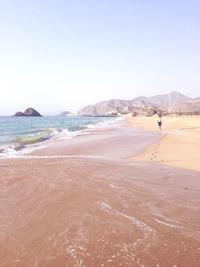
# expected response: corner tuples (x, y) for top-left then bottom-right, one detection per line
(14, 108), (42, 117)
(58, 111), (72, 116)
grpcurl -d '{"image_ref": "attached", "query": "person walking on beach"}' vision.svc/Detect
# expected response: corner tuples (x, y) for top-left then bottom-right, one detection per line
(157, 115), (162, 130)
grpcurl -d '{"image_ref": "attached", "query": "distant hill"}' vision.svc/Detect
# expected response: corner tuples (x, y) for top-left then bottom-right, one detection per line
(78, 97), (160, 116)
(170, 97), (200, 114)
(78, 99), (132, 116)
(170, 102), (200, 114)
(78, 91), (199, 116)
(149, 91), (191, 109)
(192, 98), (200, 105)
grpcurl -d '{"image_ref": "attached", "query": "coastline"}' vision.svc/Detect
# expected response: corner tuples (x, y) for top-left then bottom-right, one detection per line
(0, 118), (200, 266)
(0, 116), (121, 159)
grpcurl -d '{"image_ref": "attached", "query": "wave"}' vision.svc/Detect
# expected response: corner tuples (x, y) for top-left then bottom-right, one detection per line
(87, 117), (123, 129)
(0, 117), (122, 159)
(17, 133), (52, 145)
(0, 128), (56, 158)
(0, 127), (80, 158)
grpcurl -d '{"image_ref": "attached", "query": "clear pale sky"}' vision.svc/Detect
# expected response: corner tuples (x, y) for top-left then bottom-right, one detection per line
(0, 0), (199, 115)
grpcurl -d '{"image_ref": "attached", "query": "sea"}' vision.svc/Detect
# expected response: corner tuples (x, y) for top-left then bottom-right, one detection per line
(0, 116), (121, 158)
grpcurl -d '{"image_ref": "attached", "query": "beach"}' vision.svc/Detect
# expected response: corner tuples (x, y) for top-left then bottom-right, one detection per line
(0, 119), (200, 267)
(128, 115), (200, 172)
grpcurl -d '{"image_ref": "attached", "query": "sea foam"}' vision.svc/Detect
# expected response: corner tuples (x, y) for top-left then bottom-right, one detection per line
(0, 116), (122, 159)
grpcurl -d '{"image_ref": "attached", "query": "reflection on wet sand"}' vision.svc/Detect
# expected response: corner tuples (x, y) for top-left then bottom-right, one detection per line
(0, 124), (200, 267)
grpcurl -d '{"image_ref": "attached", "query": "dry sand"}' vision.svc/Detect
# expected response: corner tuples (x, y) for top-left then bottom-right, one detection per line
(0, 122), (200, 267)
(127, 115), (200, 172)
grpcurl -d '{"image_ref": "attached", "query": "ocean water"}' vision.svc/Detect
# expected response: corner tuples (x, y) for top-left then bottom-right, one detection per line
(0, 116), (120, 158)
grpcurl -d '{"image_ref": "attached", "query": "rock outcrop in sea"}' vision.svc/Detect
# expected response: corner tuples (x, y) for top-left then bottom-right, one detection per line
(14, 108), (42, 117)
(58, 111), (72, 116)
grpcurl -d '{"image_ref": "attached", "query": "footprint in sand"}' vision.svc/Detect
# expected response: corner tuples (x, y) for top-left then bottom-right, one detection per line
(150, 141), (162, 161)
(151, 153), (157, 159)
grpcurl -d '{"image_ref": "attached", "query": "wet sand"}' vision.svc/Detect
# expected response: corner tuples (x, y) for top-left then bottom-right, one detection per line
(0, 123), (200, 267)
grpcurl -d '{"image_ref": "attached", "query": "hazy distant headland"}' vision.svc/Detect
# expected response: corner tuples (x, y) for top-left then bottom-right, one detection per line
(78, 91), (200, 116)
(13, 91), (200, 118)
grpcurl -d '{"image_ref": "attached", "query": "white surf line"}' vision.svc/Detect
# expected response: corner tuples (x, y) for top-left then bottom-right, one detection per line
(98, 202), (158, 257)
(2, 155), (110, 160)
(123, 163), (141, 166)
(153, 216), (183, 229)
(99, 202), (156, 237)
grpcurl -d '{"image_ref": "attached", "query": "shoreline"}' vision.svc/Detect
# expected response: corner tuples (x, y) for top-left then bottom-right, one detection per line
(0, 117), (200, 266)
(0, 116), (123, 159)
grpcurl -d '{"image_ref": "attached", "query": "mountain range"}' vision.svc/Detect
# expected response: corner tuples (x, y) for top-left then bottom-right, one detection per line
(78, 91), (200, 116)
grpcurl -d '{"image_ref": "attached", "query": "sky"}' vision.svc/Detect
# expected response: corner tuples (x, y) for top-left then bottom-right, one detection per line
(0, 0), (199, 115)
